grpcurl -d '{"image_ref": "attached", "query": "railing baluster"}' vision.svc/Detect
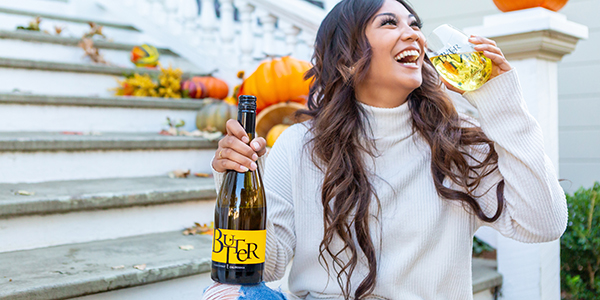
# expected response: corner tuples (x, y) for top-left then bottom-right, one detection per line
(283, 23), (301, 56)
(199, 0), (218, 53)
(218, 0), (236, 53)
(151, 0), (167, 25)
(165, 0), (182, 35)
(234, 0), (255, 69)
(179, 0), (200, 46)
(259, 13), (277, 56)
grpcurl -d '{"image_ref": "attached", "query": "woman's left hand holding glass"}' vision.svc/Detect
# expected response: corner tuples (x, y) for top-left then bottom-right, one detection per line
(469, 35), (513, 80)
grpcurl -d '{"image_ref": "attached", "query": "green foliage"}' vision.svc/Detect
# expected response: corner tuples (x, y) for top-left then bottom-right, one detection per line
(473, 236), (494, 256)
(561, 182), (600, 300)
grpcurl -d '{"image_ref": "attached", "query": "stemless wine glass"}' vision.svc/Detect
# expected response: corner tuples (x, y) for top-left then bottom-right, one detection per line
(426, 24), (492, 92)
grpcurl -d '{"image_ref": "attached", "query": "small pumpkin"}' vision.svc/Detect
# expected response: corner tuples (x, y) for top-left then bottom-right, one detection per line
(191, 76), (229, 99)
(196, 100), (237, 134)
(492, 0), (569, 12)
(266, 124), (290, 148)
(238, 56), (313, 113)
(181, 80), (207, 99)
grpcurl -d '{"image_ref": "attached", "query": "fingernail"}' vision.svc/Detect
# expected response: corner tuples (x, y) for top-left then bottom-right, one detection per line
(240, 166), (249, 172)
(252, 141), (260, 150)
(242, 136), (250, 143)
(252, 153), (258, 160)
(250, 162), (257, 170)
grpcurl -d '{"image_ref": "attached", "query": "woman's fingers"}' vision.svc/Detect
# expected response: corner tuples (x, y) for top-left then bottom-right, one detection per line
(225, 119), (249, 144)
(219, 147), (257, 172)
(469, 35), (512, 79)
(250, 137), (267, 157)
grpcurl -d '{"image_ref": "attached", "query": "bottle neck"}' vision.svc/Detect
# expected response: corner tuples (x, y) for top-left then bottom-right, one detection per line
(238, 109), (256, 141)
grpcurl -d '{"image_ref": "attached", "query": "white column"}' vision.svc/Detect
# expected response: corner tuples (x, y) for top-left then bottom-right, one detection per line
(218, 0), (235, 53)
(151, 0), (167, 25)
(234, 0), (255, 69)
(466, 7), (588, 300)
(199, 0), (218, 52)
(259, 13), (277, 56)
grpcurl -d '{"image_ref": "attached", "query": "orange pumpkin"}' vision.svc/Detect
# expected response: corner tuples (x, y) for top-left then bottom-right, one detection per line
(191, 76), (229, 99)
(492, 0), (569, 12)
(238, 56), (313, 113)
(266, 124), (290, 148)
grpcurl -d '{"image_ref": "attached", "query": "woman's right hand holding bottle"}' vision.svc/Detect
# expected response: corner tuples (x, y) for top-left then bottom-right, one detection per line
(212, 119), (267, 173)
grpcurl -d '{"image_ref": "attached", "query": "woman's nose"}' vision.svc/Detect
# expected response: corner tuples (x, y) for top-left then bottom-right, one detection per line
(401, 26), (420, 41)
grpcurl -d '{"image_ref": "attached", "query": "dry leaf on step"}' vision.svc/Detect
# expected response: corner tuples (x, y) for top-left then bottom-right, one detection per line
(111, 265), (125, 270)
(182, 222), (214, 236)
(133, 264), (146, 271)
(179, 245), (194, 251)
(168, 169), (191, 178)
(194, 173), (211, 178)
(15, 190), (35, 196)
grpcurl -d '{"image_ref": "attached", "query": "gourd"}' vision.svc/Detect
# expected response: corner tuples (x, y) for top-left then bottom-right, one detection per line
(196, 100), (237, 134)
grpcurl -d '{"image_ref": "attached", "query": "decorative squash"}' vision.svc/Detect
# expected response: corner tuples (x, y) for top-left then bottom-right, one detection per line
(130, 44), (160, 68)
(255, 102), (309, 138)
(181, 80), (207, 99)
(191, 76), (229, 99)
(266, 124), (290, 148)
(492, 0), (569, 12)
(238, 56), (313, 113)
(196, 100), (237, 134)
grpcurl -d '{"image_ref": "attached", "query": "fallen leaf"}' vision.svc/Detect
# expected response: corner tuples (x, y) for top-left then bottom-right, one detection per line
(179, 245), (194, 251)
(194, 173), (211, 178)
(61, 131), (83, 135)
(183, 222), (214, 236)
(168, 169), (191, 178)
(15, 190), (35, 196)
(111, 265), (125, 270)
(9, 279), (11, 282)
(133, 264), (146, 271)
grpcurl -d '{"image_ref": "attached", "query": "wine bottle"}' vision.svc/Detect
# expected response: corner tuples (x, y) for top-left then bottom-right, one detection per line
(211, 95), (267, 285)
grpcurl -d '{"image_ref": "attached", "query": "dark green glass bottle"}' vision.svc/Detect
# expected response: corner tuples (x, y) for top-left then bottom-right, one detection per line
(211, 95), (267, 285)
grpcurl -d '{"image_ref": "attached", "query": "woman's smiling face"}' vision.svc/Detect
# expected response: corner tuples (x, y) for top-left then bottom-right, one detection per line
(359, 0), (426, 103)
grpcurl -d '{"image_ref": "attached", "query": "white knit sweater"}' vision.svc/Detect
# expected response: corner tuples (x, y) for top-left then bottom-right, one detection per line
(212, 69), (568, 300)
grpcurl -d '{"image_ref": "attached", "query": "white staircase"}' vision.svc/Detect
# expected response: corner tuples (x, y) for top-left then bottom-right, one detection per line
(0, 0), (501, 299)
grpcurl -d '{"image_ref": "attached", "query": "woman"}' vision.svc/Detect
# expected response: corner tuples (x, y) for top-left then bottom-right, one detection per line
(204, 0), (568, 299)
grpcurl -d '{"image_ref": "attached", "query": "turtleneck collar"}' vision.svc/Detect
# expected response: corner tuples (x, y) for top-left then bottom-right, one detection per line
(357, 101), (414, 147)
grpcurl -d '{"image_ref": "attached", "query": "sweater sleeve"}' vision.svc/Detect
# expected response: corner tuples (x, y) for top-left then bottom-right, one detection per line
(461, 69), (568, 243)
(210, 139), (295, 281)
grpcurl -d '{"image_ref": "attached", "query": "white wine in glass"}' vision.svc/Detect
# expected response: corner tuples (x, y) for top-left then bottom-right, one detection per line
(426, 25), (492, 92)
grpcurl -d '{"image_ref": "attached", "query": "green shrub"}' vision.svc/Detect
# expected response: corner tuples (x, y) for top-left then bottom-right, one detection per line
(561, 182), (600, 300)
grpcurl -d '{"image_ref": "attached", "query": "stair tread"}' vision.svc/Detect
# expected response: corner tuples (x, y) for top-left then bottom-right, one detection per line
(0, 93), (208, 110)
(0, 6), (138, 31)
(0, 57), (208, 77)
(0, 176), (216, 218)
(0, 29), (177, 55)
(0, 231), (213, 300)
(0, 233), (502, 299)
(0, 131), (220, 151)
(472, 258), (502, 293)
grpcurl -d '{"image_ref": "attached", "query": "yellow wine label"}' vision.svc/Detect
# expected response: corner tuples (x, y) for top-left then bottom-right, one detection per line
(211, 228), (266, 265)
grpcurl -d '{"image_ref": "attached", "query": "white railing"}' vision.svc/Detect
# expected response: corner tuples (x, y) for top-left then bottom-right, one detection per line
(115, 0), (327, 74)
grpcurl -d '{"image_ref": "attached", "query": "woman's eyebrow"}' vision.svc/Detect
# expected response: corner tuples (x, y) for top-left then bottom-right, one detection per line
(372, 12), (416, 22)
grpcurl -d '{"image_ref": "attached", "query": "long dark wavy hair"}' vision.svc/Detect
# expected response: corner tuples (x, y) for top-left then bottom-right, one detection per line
(297, 0), (505, 299)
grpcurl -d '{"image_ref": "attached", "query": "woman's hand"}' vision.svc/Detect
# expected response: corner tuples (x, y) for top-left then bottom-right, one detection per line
(441, 35), (513, 95)
(212, 119), (267, 173)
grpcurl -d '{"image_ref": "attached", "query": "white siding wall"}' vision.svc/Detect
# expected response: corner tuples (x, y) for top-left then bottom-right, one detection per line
(409, 0), (599, 192)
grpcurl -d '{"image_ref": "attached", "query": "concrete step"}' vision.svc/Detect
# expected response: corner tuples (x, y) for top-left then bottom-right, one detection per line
(0, 2), (161, 46)
(0, 231), (502, 300)
(0, 176), (216, 253)
(0, 231), (214, 300)
(0, 132), (218, 183)
(0, 93), (206, 132)
(0, 30), (197, 70)
(0, 57), (208, 96)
